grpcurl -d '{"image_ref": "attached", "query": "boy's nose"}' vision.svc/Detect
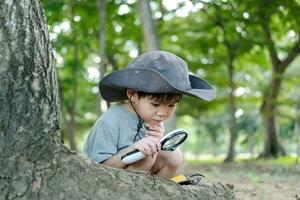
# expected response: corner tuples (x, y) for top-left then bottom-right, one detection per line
(157, 112), (164, 117)
(157, 109), (168, 117)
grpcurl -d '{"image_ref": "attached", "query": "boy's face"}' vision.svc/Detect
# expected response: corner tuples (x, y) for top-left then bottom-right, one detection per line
(131, 93), (177, 126)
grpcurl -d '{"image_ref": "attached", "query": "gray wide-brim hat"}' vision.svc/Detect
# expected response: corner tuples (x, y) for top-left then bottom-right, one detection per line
(99, 51), (216, 102)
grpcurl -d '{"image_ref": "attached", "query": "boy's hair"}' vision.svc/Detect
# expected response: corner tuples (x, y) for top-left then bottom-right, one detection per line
(136, 91), (183, 104)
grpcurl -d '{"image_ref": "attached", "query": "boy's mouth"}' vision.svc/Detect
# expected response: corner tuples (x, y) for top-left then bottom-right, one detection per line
(152, 120), (163, 124)
(144, 120), (162, 126)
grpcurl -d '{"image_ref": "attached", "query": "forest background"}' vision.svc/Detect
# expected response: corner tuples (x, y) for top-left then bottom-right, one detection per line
(43, 0), (300, 163)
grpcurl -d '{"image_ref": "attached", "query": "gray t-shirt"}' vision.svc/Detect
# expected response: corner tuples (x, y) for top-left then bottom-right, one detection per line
(83, 104), (147, 163)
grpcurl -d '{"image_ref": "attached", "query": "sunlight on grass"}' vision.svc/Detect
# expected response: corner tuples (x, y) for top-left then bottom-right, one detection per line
(184, 152), (299, 165)
(272, 155), (297, 164)
(184, 151), (225, 164)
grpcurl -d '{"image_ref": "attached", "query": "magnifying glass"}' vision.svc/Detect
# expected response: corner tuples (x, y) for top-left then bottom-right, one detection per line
(121, 129), (188, 164)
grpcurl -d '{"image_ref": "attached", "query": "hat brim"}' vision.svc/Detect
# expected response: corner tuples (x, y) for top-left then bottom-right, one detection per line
(183, 74), (216, 101)
(99, 68), (216, 102)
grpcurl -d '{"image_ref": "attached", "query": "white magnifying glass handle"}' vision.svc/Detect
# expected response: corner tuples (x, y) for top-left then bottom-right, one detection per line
(121, 149), (145, 164)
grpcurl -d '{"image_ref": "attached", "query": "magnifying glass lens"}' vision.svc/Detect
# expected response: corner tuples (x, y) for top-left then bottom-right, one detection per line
(162, 134), (186, 150)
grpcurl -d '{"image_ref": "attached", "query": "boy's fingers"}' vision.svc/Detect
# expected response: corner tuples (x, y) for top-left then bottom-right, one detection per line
(136, 140), (151, 155)
(156, 142), (161, 151)
(146, 131), (163, 139)
(142, 145), (151, 155)
(137, 136), (161, 155)
(147, 138), (158, 154)
(147, 125), (163, 132)
(148, 139), (158, 153)
(146, 137), (160, 153)
(147, 130), (162, 135)
(153, 137), (161, 151)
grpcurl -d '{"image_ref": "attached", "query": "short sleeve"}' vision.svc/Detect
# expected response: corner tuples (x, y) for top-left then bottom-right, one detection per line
(83, 120), (119, 163)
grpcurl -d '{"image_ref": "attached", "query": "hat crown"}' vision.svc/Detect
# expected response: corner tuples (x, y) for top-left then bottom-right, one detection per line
(127, 51), (191, 91)
(99, 50), (215, 102)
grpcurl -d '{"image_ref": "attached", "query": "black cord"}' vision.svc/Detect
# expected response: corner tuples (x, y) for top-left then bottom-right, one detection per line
(129, 95), (144, 142)
(134, 121), (143, 142)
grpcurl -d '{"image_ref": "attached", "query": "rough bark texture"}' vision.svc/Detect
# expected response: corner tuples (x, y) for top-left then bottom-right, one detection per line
(1, 151), (236, 199)
(0, 1), (236, 199)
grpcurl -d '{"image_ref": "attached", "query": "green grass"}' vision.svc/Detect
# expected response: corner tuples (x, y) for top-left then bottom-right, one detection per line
(185, 153), (299, 165)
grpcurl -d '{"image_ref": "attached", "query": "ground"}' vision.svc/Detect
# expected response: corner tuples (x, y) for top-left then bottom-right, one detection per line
(180, 161), (300, 200)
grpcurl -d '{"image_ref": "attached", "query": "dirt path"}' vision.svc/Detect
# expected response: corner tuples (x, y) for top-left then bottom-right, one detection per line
(180, 162), (300, 200)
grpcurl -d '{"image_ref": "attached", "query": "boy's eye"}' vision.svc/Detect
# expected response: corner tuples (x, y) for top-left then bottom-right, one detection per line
(151, 103), (160, 107)
(169, 104), (175, 108)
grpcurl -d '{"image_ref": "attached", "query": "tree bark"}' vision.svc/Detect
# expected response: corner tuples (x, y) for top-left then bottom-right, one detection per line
(0, 1), (236, 199)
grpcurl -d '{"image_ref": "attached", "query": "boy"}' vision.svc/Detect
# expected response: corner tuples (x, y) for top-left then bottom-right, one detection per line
(83, 51), (215, 179)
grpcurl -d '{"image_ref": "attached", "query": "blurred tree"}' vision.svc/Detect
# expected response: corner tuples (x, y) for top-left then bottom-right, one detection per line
(183, 0), (257, 161)
(64, 0), (79, 151)
(96, 0), (108, 114)
(211, 1), (239, 162)
(296, 104), (300, 163)
(137, 0), (160, 51)
(192, 0), (300, 158)
(252, 0), (300, 157)
(237, 110), (260, 156)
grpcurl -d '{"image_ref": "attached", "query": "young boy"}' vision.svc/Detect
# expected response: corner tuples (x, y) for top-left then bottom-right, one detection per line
(83, 51), (215, 179)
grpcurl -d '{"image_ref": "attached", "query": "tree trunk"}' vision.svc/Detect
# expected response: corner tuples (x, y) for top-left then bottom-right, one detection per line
(259, 11), (300, 158)
(137, 0), (160, 51)
(224, 61), (237, 162)
(96, 0), (108, 114)
(0, 1), (236, 199)
(248, 133), (255, 157)
(260, 75), (286, 157)
(214, 6), (238, 162)
(259, 66), (287, 157)
(295, 104), (300, 163)
(59, 0), (78, 151)
(70, 0), (78, 151)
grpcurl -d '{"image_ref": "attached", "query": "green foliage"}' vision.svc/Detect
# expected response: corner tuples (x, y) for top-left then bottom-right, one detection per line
(43, 0), (300, 155)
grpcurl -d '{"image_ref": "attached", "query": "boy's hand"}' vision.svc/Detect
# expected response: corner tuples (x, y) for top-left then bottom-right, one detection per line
(133, 136), (161, 156)
(144, 124), (163, 140)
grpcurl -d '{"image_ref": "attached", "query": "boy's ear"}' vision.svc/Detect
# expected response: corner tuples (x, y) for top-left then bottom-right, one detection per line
(126, 89), (137, 101)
